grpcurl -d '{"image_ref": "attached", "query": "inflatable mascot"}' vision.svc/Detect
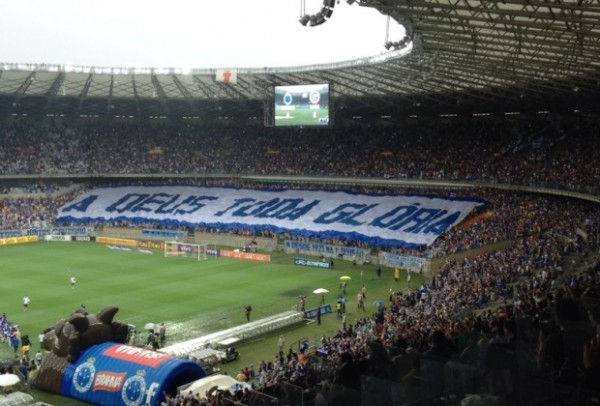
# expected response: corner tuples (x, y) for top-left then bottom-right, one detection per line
(35, 305), (205, 406)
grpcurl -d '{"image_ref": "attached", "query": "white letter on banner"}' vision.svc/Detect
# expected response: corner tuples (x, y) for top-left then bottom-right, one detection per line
(313, 203), (378, 226)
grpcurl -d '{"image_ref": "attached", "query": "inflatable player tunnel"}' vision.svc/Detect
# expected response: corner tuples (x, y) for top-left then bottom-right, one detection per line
(57, 342), (205, 406)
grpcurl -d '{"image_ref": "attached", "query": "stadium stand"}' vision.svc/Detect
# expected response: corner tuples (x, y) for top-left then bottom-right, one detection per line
(1, 119), (598, 405)
(0, 22), (600, 405)
(1, 0), (600, 401)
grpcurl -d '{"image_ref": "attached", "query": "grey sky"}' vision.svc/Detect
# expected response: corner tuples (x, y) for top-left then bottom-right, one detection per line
(0, 0), (405, 69)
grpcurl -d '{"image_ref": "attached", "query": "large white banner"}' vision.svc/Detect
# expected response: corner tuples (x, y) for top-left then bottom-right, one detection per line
(56, 186), (485, 248)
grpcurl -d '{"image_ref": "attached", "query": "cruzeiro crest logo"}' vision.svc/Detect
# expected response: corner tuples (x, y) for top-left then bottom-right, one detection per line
(121, 370), (147, 406)
(73, 357), (96, 393)
(283, 92), (293, 105)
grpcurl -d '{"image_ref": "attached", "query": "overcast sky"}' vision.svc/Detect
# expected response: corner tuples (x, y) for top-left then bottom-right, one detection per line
(0, 0), (405, 69)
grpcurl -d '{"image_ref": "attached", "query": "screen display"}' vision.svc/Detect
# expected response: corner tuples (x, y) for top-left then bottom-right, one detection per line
(274, 83), (330, 127)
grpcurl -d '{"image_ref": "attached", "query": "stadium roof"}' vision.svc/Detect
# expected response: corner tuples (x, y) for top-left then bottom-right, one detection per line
(1, 0), (599, 122)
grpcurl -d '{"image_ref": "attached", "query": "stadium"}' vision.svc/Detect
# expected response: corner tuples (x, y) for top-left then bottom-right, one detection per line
(1, 1), (599, 406)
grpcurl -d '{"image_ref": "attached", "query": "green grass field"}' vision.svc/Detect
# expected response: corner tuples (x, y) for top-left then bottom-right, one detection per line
(1, 240), (424, 404)
(275, 107), (329, 126)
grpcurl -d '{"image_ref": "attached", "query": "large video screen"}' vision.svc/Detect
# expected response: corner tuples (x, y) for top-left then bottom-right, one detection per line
(274, 83), (330, 127)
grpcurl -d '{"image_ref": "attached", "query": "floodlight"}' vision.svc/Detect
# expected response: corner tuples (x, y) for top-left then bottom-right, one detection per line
(322, 7), (334, 18)
(299, 15), (310, 26)
(309, 13), (326, 26)
(299, 0), (333, 28)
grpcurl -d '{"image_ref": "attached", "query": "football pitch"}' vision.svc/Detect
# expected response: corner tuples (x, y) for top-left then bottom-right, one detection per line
(1, 241), (419, 404)
(274, 107), (329, 126)
(2, 242), (334, 339)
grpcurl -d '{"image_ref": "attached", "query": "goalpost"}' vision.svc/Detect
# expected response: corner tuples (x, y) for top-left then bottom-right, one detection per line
(164, 241), (208, 260)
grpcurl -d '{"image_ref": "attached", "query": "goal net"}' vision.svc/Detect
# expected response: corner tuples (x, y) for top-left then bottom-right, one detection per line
(164, 241), (207, 260)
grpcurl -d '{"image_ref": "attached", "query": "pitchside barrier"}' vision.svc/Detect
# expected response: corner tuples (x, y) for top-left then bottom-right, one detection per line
(95, 228), (277, 255)
(303, 304), (333, 320)
(160, 310), (304, 357)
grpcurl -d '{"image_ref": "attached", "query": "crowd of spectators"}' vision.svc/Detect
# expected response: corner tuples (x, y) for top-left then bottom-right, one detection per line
(2, 190), (586, 404)
(1, 115), (600, 405)
(0, 181), (64, 196)
(212, 204), (600, 405)
(0, 190), (81, 231)
(0, 115), (599, 194)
